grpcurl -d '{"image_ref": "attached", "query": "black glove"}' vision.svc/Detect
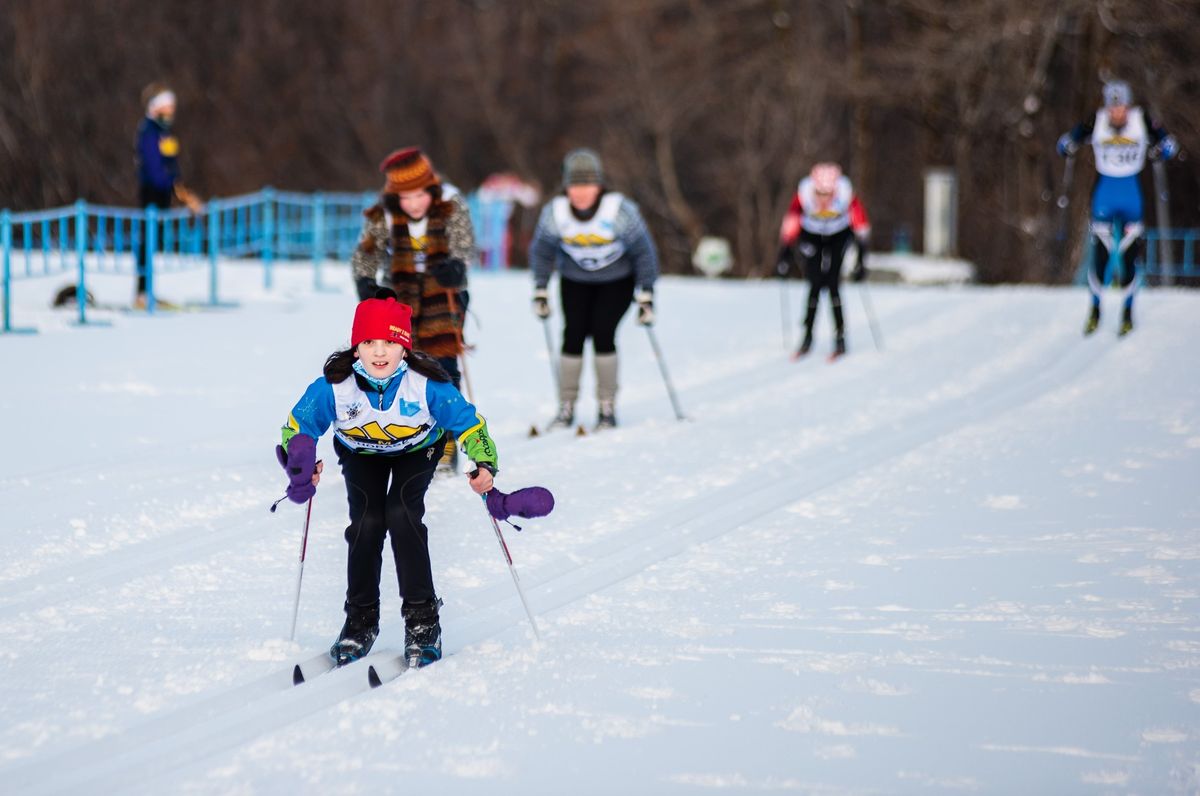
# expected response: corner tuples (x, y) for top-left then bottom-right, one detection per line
(431, 258), (466, 288)
(851, 238), (868, 282)
(1056, 133), (1079, 158)
(532, 288), (551, 319)
(775, 246), (793, 279)
(355, 276), (382, 301)
(635, 290), (654, 326)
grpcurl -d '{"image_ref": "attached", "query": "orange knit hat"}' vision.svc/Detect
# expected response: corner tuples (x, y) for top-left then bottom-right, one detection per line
(380, 147), (439, 193)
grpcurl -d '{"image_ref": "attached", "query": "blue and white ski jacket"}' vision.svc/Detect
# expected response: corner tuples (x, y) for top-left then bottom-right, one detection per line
(281, 362), (497, 469)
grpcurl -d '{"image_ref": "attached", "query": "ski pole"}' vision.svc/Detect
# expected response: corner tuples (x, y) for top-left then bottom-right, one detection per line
(1052, 154), (1076, 277)
(289, 494), (315, 642)
(541, 316), (559, 394)
(856, 280), (884, 352)
(1151, 157), (1172, 286)
(779, 277), (791, 351)
(481, 495), (540, 640)
(644, 325), (686, 421)
(1056, 154), (1075, 211)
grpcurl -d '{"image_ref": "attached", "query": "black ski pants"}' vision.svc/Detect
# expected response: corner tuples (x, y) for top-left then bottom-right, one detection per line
(135, 184), (173, 294)
(798, 228), (853, 340)
(335, 437), (443, 613)
(559, 275), (635, 356)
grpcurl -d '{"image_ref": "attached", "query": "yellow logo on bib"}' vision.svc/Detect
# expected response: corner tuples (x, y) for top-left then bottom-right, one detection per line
(159, 136), (179, 157)
(563, 233), (614, 247)
(342, 420), (431, 443)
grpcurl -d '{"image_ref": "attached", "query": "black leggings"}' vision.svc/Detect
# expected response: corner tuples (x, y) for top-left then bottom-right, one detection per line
(559, 276), (635, 356)
(335, 438), (442, 611)
(135, 185), (172, 293)
(799, 228), (853, 336)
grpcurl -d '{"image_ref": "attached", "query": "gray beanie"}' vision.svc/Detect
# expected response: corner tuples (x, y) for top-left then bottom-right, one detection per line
(562, 148), (604, 187)
(1102, 80), (1132, 109)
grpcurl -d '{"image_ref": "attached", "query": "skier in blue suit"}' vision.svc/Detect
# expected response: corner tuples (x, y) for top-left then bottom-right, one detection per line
(1057, 80), (1177, 336)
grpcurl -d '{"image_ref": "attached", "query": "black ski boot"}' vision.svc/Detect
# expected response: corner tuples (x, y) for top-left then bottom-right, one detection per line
(1084, 304), (1100, 336)
(792, 331), (814, 361)
(547, 402), (575, 430)
(1118, 305), (1133, 337)
(831, 301), (846, 360)
(596, 400), (617, 430)
(330, 602), (380, 666)
(402, 598), (443, 669)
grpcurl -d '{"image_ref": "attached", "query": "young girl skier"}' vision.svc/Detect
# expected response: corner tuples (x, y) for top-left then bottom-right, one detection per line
(276, 289), (498, 668)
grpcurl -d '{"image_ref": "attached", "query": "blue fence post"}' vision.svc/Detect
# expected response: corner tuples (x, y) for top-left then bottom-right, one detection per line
(146, 205), (158, 313)
(74, 199), (88, 325)
(313, 192), (325, 290)
(208, 200), (220, 306)
(2, 209), (14, 333)
(263, 187), (275, 290)
(1184, 231), (1195, 278)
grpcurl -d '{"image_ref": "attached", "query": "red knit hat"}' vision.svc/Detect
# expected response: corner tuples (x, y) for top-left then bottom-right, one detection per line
(380, 147), (439, 193)
(351, 297), (412, 348)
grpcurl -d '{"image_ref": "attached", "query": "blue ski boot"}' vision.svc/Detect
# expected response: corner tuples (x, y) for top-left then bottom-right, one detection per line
(329, 603), (379, 666)
(402, 598), (443, 669)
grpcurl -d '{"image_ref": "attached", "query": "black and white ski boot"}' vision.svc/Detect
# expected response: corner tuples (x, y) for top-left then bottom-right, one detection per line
(330, 603), (380, 666)
(402, 598), (443, 669)
(547, 403), (575, 430)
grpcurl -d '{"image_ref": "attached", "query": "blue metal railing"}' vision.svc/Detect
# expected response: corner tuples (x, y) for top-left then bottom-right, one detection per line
(1145, 229), (1199, 282)
(3, 187), (519, 334)
(1, 189), (377, 331)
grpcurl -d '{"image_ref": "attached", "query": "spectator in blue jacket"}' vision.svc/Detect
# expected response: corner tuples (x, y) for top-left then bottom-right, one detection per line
(133, 82), (202, 307)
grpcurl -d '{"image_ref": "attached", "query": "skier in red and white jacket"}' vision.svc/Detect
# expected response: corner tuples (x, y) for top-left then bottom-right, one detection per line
(777, 162), (871, 359)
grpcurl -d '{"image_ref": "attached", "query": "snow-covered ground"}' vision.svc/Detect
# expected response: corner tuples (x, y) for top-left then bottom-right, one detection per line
(1, 262), (1198, 794)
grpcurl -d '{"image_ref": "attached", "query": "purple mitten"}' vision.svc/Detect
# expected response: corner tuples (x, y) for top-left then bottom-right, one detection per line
(277, 435), (317, 504)
(486, 486), (555, 522)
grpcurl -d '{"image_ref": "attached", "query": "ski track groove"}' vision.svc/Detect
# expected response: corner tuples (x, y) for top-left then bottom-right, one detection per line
(463, 325), (1114, 632)
(3, 300), (1113, 793)
(0, 292), (995, 620)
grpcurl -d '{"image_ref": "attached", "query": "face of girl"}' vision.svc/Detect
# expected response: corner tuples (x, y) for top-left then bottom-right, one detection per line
(566, 184), (602, 211)
(355, 339), (406, 379)
(398, 189), (433, 220)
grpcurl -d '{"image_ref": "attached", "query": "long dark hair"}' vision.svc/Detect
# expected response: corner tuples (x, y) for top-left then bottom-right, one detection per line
(323, 347), (450, 385)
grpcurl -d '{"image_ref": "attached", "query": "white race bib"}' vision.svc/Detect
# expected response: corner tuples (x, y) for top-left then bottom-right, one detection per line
(797, 176), (854, 235)
(332, 370), (437, 454)
(553, 193), (627, 271)
(1092, 107), (1149, 178)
